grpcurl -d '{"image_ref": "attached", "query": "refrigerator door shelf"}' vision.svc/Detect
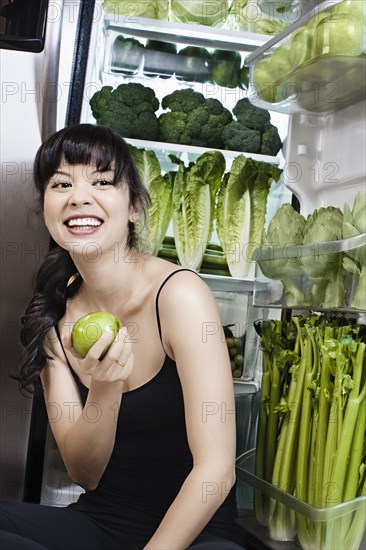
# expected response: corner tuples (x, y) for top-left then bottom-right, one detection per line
(245, 0), (366, 115)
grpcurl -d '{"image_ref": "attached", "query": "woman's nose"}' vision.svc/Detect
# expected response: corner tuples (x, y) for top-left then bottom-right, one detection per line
(68, 186), (93, 206)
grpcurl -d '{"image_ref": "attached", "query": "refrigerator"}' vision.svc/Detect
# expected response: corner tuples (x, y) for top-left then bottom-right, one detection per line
(0, 0), (365, 548)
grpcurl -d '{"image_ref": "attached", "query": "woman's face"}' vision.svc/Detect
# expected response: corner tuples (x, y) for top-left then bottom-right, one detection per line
(43, 159), (138, 257)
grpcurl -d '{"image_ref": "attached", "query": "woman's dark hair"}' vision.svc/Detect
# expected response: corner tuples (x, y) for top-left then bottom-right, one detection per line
(18, 124), (150, 394)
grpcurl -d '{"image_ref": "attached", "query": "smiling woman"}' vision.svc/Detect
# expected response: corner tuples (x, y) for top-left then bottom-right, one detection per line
(0, 123), (246, 550)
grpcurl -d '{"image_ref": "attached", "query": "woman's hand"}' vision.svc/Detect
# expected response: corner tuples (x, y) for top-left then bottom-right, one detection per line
(65, 326), (134, 385)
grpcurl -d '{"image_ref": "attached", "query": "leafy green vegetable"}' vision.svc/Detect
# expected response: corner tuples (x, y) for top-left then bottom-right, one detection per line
(259, 203), (307, 306)
(129, 146), (173, 255)
(103, 0), (169, 19)
(301, 207), (345, 308)
(216, 156), (281, 279)
(171, 151), (226, 270)
(229, 0), (290, 35)
(342, 192), (366, 310)
(170, 0), (229, 27)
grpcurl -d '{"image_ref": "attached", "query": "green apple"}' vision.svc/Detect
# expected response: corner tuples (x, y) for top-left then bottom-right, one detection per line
(315, 14), (364, 56)
(72, 312), (123, 359)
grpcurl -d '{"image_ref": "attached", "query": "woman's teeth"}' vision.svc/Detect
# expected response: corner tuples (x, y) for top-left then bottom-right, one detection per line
(66, 217), (102, 228)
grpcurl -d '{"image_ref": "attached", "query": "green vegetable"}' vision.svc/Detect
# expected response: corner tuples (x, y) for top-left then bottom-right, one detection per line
(169, 0), (229, 26)
(233, 98), (271, 132)
(342, 192), (366, 310)
(159, 89), (232, 148)
(171, 151), (226, 270)
(175, 46), (212, 83)
(211, 49), (242, 88)
(90, 84), (160, 141)
(216, 156), (282, 279)
(259, 124), (282, 156)
(143, 40), (177, 79)
(72, 312), (123, 359)
(129, 146), (173, 255)
(255, 315), (366, 550)
(103, 0), (169, 19)
(222, 122), (261, 153)
(301, 207), (345, 308)
(229, 0), (290, 35)
(111, 36), (144, 75)
(259, 203), (308, 307)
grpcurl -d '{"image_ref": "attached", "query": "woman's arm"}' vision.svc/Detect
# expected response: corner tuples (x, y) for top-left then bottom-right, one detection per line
(145, 271), (237, 549)
(41, 326), (133, 490)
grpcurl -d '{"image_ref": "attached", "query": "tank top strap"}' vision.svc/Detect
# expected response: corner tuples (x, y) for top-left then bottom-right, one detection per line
(155, 269), (200, 348)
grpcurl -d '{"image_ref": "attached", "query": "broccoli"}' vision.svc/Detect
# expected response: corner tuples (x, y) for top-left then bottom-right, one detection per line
(89, 84), (160, 141)
(232, 98), (271, 131)
(158, 111), (191, 144)
(260, 124), (282, 156)
(211, 49), (242, 88)
(185, 99), (233, 149)
(161, 88), (205, 114)
(158, 92), (233, 148)
(222, 121), (261, 153)
(111, 36), (144, 75)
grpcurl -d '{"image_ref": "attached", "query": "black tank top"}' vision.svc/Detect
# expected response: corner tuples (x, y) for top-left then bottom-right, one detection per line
(56, 270), (242, 548)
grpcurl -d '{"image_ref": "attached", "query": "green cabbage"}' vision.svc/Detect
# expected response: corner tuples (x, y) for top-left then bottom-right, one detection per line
(258, 203), (308, 306)
(170, 0), (229, 26)
(103, 0), (169, 20)
(129, 146), (173, 255)
(216, 156), (281, 279)
(342, 192), (366, 310)
(172, 151), (226, 270)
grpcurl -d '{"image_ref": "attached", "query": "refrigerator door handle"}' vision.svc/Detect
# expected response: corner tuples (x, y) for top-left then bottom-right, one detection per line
(41, 0), (64, 142)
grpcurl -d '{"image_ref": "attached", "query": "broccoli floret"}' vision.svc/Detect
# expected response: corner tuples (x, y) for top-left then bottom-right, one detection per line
(89, 86), (113, 120)
(260, 124), (282, 156)
(112, 83), (159, 112)
(161, 88), (205, 114)
(158, 111), (191, 144)
(222, 121), (261, 153)
(89, 84), (160, 141)
(185, 99), (233, 149)
(232, 98), (271, 131)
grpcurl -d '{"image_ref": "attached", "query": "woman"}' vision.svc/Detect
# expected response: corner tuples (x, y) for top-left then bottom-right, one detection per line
(0, 124), (246, 550)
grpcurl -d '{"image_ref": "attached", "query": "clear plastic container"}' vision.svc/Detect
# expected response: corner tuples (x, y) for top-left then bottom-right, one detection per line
(236, 449), (366, 550)
(252, 233), (366, 311)
(245, 0), (366, 114)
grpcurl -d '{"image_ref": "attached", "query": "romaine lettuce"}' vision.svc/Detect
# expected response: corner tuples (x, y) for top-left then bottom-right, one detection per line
(129, 146), (173, 255)
(103, 0), (169, 20)
(172, 151), (226, 270)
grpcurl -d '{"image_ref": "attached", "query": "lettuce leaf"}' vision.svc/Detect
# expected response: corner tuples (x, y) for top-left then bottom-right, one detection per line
(216, 156), (281, 279)
(172, 151), (225, 270)
(170, 0), (229, 26)
(129, 146), (173, 255)
(103, 0), (169, 20)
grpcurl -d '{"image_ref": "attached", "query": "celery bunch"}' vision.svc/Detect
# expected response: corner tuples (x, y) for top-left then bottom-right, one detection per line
(255, 315), (366, 549)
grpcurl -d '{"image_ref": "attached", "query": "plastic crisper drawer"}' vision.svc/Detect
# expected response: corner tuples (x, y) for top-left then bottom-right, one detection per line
(236, 449), (366, 550)
(253, 232), (366, 311)
(245, 0), (366, 115)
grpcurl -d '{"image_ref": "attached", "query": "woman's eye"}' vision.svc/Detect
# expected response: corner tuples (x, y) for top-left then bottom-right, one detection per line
(50, 181), (72, 189)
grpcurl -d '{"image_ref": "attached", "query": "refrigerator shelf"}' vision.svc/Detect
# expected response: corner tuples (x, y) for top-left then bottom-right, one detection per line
(124, 137), (280, 166)
(245, 0), (366, 115)
(104, 14), (269, 52)
(253, 232), (366, 312)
